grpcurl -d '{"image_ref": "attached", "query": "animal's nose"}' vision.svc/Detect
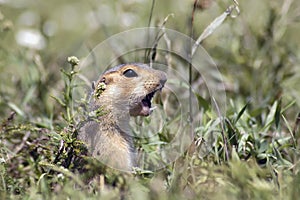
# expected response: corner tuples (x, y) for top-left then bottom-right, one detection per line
(160, 78), (166, 87)
(159, 71), (167, 87)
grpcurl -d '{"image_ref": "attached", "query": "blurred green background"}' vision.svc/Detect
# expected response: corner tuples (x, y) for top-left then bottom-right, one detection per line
(1, 0), (300, 199)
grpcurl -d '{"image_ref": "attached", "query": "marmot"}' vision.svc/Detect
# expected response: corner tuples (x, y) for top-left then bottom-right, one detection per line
(78, 63), (167, 171)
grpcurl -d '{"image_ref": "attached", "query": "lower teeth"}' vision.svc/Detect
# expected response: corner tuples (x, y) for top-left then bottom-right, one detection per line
(150, 106), (157, 111)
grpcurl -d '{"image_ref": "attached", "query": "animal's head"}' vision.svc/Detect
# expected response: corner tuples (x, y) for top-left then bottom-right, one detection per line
(93, 63), (167, 116)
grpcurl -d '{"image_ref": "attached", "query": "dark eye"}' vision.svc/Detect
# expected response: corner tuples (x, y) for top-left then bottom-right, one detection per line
(123, 69), (138, 78)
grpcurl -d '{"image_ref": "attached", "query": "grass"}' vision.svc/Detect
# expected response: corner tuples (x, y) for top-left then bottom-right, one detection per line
(1, 0), (300, 199)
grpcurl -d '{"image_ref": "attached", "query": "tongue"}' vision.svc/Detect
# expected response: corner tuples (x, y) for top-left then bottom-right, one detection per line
(140, 99), (151, 116)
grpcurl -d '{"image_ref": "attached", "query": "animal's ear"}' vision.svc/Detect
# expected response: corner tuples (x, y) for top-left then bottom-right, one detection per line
(99, 74), (114, 85)
(92, 76), (106, 89)
(99, 76), (106, 84)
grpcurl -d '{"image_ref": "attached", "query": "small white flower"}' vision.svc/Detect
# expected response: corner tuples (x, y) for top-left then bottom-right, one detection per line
(16, 29), (46, 50)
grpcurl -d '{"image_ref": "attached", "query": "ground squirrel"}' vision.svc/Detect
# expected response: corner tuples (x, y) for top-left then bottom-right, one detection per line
(78, 63), (167, 171)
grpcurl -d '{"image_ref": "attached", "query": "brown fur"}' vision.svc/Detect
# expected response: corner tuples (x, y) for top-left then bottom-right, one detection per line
(78, 63), (167, 171)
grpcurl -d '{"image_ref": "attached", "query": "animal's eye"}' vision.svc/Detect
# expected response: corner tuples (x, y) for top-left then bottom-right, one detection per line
(123, 69), (138, 78)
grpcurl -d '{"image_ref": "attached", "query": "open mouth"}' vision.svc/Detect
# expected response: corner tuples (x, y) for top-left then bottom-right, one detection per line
(134, 88), (162, 116)
(140, 90), (156, 115)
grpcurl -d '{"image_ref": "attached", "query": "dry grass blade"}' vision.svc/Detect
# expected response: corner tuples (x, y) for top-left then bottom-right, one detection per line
(192, 1), (240, 56)
(147, 13), (174, 66)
